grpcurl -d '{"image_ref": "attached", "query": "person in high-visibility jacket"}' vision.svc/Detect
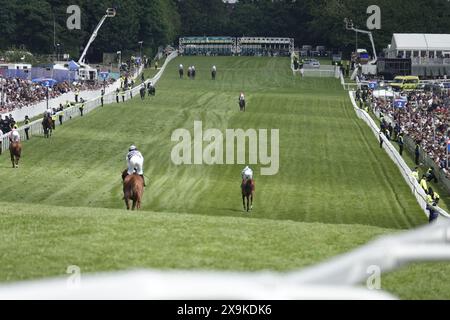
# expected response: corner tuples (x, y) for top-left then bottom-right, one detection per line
(75, 88), (80, 103)
(420, 175), (428, 193)
(51, 113), (57, 130)
(79, 98), (85, 117)
(121, 88), (126, 102)
(428, 187), (440, 205)
(411, 167), (419, 181)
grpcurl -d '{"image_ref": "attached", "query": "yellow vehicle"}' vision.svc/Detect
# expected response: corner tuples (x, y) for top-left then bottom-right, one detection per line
(390, 76), (419, 91)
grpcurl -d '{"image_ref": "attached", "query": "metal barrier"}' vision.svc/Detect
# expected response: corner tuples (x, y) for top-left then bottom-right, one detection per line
(0, 51), (178, 153)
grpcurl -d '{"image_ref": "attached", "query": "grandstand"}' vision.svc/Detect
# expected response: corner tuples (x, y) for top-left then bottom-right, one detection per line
(237, 37), (294, 56)
(179, 37), (236, 56)
(179, 36), (295, 57)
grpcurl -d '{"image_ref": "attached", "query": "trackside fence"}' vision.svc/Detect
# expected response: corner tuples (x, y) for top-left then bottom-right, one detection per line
(0, 51), (178, 153)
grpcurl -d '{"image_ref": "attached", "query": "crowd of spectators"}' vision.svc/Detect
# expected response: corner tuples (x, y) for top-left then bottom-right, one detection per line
(361, 85), (450, 176)
(0, 78), (114, 113)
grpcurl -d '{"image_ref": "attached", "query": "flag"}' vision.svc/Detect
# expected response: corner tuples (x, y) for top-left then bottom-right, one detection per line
(394, 98), (407, 109)
(368, 81), (378, 90)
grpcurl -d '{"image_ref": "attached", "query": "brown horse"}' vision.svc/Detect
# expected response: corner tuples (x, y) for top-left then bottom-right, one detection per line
(9, 142), (22, 168)
(122, 170), (144, 210)
(241, 179), (254, 212)
(42, 116), (53, 138)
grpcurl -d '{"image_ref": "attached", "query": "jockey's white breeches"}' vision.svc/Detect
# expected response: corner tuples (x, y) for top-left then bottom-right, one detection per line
(127, 156), (144, 175)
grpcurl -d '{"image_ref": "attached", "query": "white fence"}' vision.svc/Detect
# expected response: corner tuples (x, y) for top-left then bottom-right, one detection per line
(291, 53), (340, 78)
(0, 51), (178, 153)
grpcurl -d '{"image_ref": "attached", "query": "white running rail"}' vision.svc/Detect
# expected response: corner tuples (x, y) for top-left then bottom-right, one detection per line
(0, 220), (448, 300)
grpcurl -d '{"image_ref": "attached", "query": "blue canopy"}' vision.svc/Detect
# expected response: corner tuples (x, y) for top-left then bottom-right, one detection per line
(68, 60), (80, 71)
(32, 78), (58, 87)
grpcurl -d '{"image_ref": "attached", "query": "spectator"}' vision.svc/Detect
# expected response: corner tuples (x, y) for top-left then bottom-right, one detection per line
(398, 133), (404, 156)
(24, 115), (30, 140)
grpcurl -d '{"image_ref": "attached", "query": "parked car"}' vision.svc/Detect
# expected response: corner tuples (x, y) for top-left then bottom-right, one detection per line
(303, 59), (321, 69)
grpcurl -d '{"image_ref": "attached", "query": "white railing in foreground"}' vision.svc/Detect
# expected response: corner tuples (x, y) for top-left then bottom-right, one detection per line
(348, 91), (450, 220)
(0, 51), (178, 153)
(0, 220), (448, 300)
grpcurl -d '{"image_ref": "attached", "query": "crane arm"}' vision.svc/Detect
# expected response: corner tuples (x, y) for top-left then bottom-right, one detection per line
(345, 19), (378, 64)
(78, 14), (108, 65)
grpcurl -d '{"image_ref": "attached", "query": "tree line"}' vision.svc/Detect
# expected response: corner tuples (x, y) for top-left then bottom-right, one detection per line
(0, 0), (449, 62)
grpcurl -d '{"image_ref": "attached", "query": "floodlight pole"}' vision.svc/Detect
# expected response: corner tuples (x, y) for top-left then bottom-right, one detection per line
(46, 86), (49, 109)
(138, 41), (143, 59)
(0, 78), (5, 107)
(117, 51), (122, 73)
(78, 8), (116, 66)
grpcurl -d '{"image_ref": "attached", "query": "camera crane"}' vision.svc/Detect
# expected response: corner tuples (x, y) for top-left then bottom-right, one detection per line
(344, 18), (377, 65)
(78, 8), (116, 67)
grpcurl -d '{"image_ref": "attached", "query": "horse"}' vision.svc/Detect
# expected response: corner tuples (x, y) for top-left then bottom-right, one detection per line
(140, 87), (146, 100)
(42, 116), (53, 138)
(239, 98), (246, 112)
(9, 141), (22, 169)
(211, 70), (216, 80)
(241, 179), (254, 212)
(148, 84), (156, 96)
(122, 170), (144, 211)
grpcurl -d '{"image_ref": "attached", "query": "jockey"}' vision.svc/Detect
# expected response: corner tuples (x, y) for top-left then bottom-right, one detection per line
(239, 92), (245, 102)
(45, 107), (53, 118)
(126, 145), (146, 187)
(9, 125), (20, 143)
(179, 64), (183, 70)
(212, 65), (217, 72)
(241, 166), (253, 183)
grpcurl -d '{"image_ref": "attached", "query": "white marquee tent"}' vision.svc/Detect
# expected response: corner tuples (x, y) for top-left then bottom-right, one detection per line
(387, 34), (450, 59)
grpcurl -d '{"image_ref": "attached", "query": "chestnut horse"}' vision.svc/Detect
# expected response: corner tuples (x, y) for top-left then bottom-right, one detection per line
(242, 179), (254, 212)
(122, 170), (144, 210)
(10, 141), (22, 168)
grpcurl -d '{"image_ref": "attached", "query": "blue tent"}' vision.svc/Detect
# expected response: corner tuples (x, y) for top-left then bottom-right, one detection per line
(68, 60), (80, 71)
